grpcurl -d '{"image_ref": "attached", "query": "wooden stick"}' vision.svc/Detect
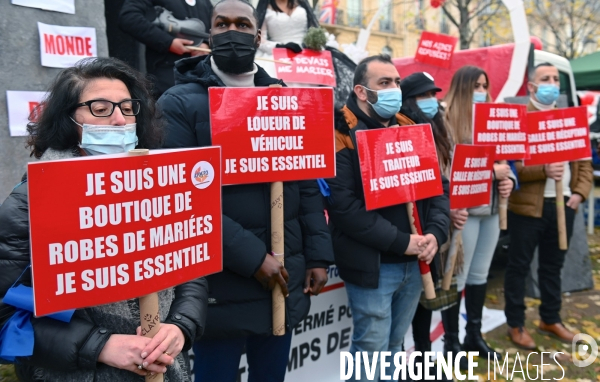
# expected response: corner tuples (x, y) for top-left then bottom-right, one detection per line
(271, 181), (285, 336)
(186, 46), (292, 65)
(442, 229), (461, 291)
(129, 149), (163, 382)
(498, 160), (508, 230)
(268, 84), (286, 336)
(556, 180), (568, 250)
(186, 46), (212, 53)
(407, 202), (436, 300)
(139, 295), (162, 381)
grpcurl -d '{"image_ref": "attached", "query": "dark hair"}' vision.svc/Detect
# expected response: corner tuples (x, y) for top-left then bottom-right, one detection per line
(529, 62), (556, 81)
(444, 65), (490, 144)
(256, 0), (318, 30)
(401, 97), (452, 172)
(213, 0), (260, 25)
(353, 54), (393, 87)
(26, 57), (164, 159)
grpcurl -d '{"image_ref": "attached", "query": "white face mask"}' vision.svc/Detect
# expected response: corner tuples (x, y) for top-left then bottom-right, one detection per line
(72, 118), (138, 155)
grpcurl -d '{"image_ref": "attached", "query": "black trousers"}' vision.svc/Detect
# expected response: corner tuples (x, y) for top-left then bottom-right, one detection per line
(504, 197), (576, 327)
(412, 303), (432, 347)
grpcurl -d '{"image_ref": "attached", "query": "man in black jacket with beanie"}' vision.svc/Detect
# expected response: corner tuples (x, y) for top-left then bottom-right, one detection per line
(157, 1), (334, 381)
(326, 55), (450, 381)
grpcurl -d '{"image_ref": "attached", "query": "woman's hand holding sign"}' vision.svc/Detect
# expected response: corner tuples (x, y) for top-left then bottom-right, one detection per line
(98, 334), (156, 376)
(493, 163), (511, 180)
(450, 209), (468, 230)
(137, 323), (185, 373)
(498, 178), (513, 199)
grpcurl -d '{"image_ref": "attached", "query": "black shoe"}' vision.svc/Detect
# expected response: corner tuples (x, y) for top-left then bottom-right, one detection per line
(462, 283), (502, 360)
(441, 292), (469, 370)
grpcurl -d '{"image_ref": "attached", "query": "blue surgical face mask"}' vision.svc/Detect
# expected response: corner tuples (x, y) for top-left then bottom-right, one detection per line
(72, 118), (138, 155)
(473, 91), (487, 103)
(363, 86), (402, 119)
(533, 83), (560, 105)
(416, 97), (439, 119)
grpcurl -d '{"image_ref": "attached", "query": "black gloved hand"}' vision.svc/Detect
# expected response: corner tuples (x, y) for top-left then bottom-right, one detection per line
(276, 42), (303, 53)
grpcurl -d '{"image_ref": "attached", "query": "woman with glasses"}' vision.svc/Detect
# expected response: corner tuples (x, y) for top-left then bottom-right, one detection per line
(0, 57), (208, 381)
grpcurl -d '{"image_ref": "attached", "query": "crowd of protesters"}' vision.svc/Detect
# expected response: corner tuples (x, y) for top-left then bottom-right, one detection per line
(0, 0), (593, 381)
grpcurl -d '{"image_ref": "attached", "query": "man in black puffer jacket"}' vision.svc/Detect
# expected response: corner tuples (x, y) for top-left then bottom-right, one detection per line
(157, 1), (334, 381)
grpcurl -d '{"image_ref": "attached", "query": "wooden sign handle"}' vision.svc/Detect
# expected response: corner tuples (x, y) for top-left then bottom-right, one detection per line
(407, 202), (436, 300)
(267, 84), (286, 336)
(128, 149), (163, 382)
(498, 160), (508, 230)
(442, 229), (461, 291)
(187, 46), (292, 65)
(556, 180), (568, 250)
(271, 181), (285, 336)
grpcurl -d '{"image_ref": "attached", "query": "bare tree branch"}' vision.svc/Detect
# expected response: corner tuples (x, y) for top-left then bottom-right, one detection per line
(442, 3), (460, 29)
(526, 0), (599, 59)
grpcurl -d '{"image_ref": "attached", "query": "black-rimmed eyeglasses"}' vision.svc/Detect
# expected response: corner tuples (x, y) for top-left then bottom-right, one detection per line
(75, 99), (141, 117)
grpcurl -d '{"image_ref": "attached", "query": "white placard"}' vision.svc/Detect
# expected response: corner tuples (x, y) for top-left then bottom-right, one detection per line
(239, 265), (352, 381)
(6, 91), (46, 137)
(38, 22), (97, 68)
(12, 0), (75, 14)
(235, 265), (506, 381)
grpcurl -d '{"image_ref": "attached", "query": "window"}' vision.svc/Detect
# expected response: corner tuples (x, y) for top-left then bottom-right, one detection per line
(415, 0), (426, 30)
(347, 0), (362, 27)
(440, 9), (449, 34)
(379, 0), (393, 32)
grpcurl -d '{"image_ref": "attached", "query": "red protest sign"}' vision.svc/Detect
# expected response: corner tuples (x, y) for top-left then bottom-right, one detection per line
(525, 106), (591, 166)
(28, 147), (222, 316)
(272, 48), (336, 87)
(449, 144), (495, 209)
(472, 103), (529, 160)
(209, 87), (335, 185)
(414, 31), (458, 69)
(356, 124), (443, 211)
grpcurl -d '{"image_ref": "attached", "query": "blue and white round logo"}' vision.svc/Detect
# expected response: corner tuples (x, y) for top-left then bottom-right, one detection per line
(191, 161), (214, 189)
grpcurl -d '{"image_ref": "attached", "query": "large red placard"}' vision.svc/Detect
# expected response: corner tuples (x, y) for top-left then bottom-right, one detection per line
(28, 147), (222, 316)
(272, 48), (336, 87)
(414, 31), (458, 69)
(525, 106), (591, 166)
(472, 103), (529, 160)
(209, 87), (335, 185)
(356, 124), (443, 211)
(449, 144), (495, 210)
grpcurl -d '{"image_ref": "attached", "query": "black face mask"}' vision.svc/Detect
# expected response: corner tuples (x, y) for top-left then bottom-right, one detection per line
(210, 30), (258, 75)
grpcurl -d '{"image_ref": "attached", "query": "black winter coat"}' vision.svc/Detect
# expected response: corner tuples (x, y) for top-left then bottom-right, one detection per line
(119, 0), (213, 96)
(326, 96), (450, 288)
(0, 160), (208, 379)
(157, 55), (334, 339)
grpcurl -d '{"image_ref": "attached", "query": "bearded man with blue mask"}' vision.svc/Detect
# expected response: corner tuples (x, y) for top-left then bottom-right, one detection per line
(325, 55), (450, 382)
(504, 62), (593, 349)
